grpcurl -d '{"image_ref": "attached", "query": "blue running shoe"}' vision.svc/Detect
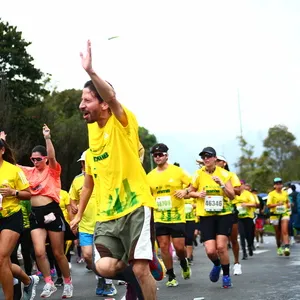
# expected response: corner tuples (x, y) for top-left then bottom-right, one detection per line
(95, 277), (105, 296)
(222, 275), (232, 288)
(102, 283), (117, 296)
(209, 265), (221, 282)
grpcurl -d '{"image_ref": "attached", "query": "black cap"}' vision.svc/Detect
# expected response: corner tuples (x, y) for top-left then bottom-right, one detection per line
(199, 146), (216, 157)
(151, 143), (169, 154)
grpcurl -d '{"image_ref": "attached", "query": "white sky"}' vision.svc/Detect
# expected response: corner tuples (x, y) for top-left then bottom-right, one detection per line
(2, 0), (300, 174)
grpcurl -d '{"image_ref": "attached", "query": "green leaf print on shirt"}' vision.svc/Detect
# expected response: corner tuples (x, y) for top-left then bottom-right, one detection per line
(105, 179), (139, 216)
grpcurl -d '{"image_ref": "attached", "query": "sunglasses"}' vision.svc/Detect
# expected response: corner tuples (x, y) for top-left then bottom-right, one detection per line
(30, 156), (46, 162)
(152, 152), (167, 158)
(201, 154), (214, 160)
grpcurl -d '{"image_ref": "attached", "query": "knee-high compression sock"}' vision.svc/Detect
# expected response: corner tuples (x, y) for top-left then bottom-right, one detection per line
(115, 266), (144, 300)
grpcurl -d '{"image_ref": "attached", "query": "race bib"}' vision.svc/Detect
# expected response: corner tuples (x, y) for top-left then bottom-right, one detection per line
(276, 205), (286, 214)
(236, 204), (247, 215)
(204, 196), (223, 212)
(156, 196), (172, 211)
(185, 203), (193, 214)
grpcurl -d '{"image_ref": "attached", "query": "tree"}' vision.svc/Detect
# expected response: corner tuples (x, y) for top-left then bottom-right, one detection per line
(263, 125), (297, 176)
(29, 89), (88, 189)
(0, 19), (50, 159)
(138, 127), (157, 173)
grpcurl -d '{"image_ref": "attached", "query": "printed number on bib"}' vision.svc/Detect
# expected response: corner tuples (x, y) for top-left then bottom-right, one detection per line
(204, 196), (223, 212)
(236, 204), (247, 215)
(156, 196), (172, 211)
(276, 205), (286, 214)
(184, 203), (193, 214)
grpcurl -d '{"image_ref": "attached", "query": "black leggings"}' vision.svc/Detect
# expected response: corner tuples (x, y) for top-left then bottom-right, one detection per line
(238, 218), (254, 251)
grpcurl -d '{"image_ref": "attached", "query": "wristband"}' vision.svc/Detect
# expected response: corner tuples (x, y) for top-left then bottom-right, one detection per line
(45, 136), (51, 139)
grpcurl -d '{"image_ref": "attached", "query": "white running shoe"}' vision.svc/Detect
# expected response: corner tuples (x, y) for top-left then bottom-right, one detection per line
(256, 242), (260, 248)
(62, 283), (74, 298)
(23, 275), (39, 300)
(233, 263), (242, 275)
(290, 237), (295, 245)
(40, 283), (57, 298)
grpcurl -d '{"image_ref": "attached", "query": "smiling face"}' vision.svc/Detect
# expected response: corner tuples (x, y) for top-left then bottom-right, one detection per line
(79, 88), (104, 123)
(201, 153), (217, 168)
(153, 152), (168, 167)
(30, 152), (47, 171)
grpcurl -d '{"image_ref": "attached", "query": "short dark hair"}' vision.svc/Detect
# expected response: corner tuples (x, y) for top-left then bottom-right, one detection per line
(291, 184), (296, 191)
(32, 145), (47, 156)
(83, 80), (114, 103)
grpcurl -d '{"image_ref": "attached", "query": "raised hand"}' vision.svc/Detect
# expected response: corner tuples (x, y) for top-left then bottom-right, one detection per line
(43, 124), (51, 139)
(0, 131), (7, 141)
(80, 40), (93, 73)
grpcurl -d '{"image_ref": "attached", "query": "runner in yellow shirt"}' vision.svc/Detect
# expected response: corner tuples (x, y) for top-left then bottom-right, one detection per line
(70, 40), (160, 300)
(70, 151), (117, 297)
(216, 155), (242, 275)
(267, 177), (291, 256)
(147, 145), (192, 287)
(189, 147), (235, 288)
(233, 181), (257, 260)
(0, 133), (39, 300)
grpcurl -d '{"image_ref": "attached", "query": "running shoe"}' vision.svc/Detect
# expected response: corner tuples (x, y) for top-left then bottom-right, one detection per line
(283, 247), (290, 256)
(256, 242), (260, 248)
(166, 278), (179, 287)
(187, 257), (193, 266)
(54, 277), (64, 287)
(117, 280), (126, 285)
(181, 259), (192, 279)
(102, 283), (117, 296)
(277, 247), (283, 256)
(248, 246), (253, 257)
(95, 277), (105, 296)
(233, 263), (242, 275)
(62, 283), (73, 298)
(40, 283), (57, 298)
(149, 251), (165, 281)
(209, 265), (221, 282)
(36, 270), (43, 277)
(222, 275), (232, 288)
(76, 257), (85, 264)
(23, 275), (39, 300)
(50, 268), (57, 277)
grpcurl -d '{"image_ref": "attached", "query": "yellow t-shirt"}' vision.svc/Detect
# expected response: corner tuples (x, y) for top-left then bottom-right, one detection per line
(267, 190), (289, 215)
(0, 161), (29, 218)
(86, 106), (156, 222)
(147, 164), (191, 223)
(191, 166), (232, 217)
(59, 189), (70, 223)
(229, 172), (241, 187)
(69, 173), (96, 234)
(233, 190), (256, 219)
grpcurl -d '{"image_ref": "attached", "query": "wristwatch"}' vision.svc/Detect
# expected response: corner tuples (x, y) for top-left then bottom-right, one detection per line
(15, 190), (19, 197)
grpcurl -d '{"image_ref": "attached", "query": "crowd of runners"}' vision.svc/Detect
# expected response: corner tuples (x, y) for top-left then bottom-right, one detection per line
(0, 40), (299, 300)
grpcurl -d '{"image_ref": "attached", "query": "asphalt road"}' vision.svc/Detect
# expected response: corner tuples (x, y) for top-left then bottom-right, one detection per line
(1, 236), (300, 300)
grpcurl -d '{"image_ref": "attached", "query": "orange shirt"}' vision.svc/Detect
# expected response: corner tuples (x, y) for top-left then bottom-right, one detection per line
(20, 163), (61, 203)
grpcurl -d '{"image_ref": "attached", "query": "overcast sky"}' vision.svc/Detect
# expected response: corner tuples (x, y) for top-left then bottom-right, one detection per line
(2, 0), (300, 174)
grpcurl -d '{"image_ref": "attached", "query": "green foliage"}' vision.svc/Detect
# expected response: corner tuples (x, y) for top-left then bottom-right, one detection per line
(236, 125), (300, 193)
(38, 89), (88, 189)
(139, 126), (157, 173)
(0, 19), (50, 159)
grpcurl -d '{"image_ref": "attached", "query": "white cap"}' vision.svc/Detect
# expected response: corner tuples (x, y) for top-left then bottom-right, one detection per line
(217, 155), (227, 162)
(77, 151), (86, 162)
